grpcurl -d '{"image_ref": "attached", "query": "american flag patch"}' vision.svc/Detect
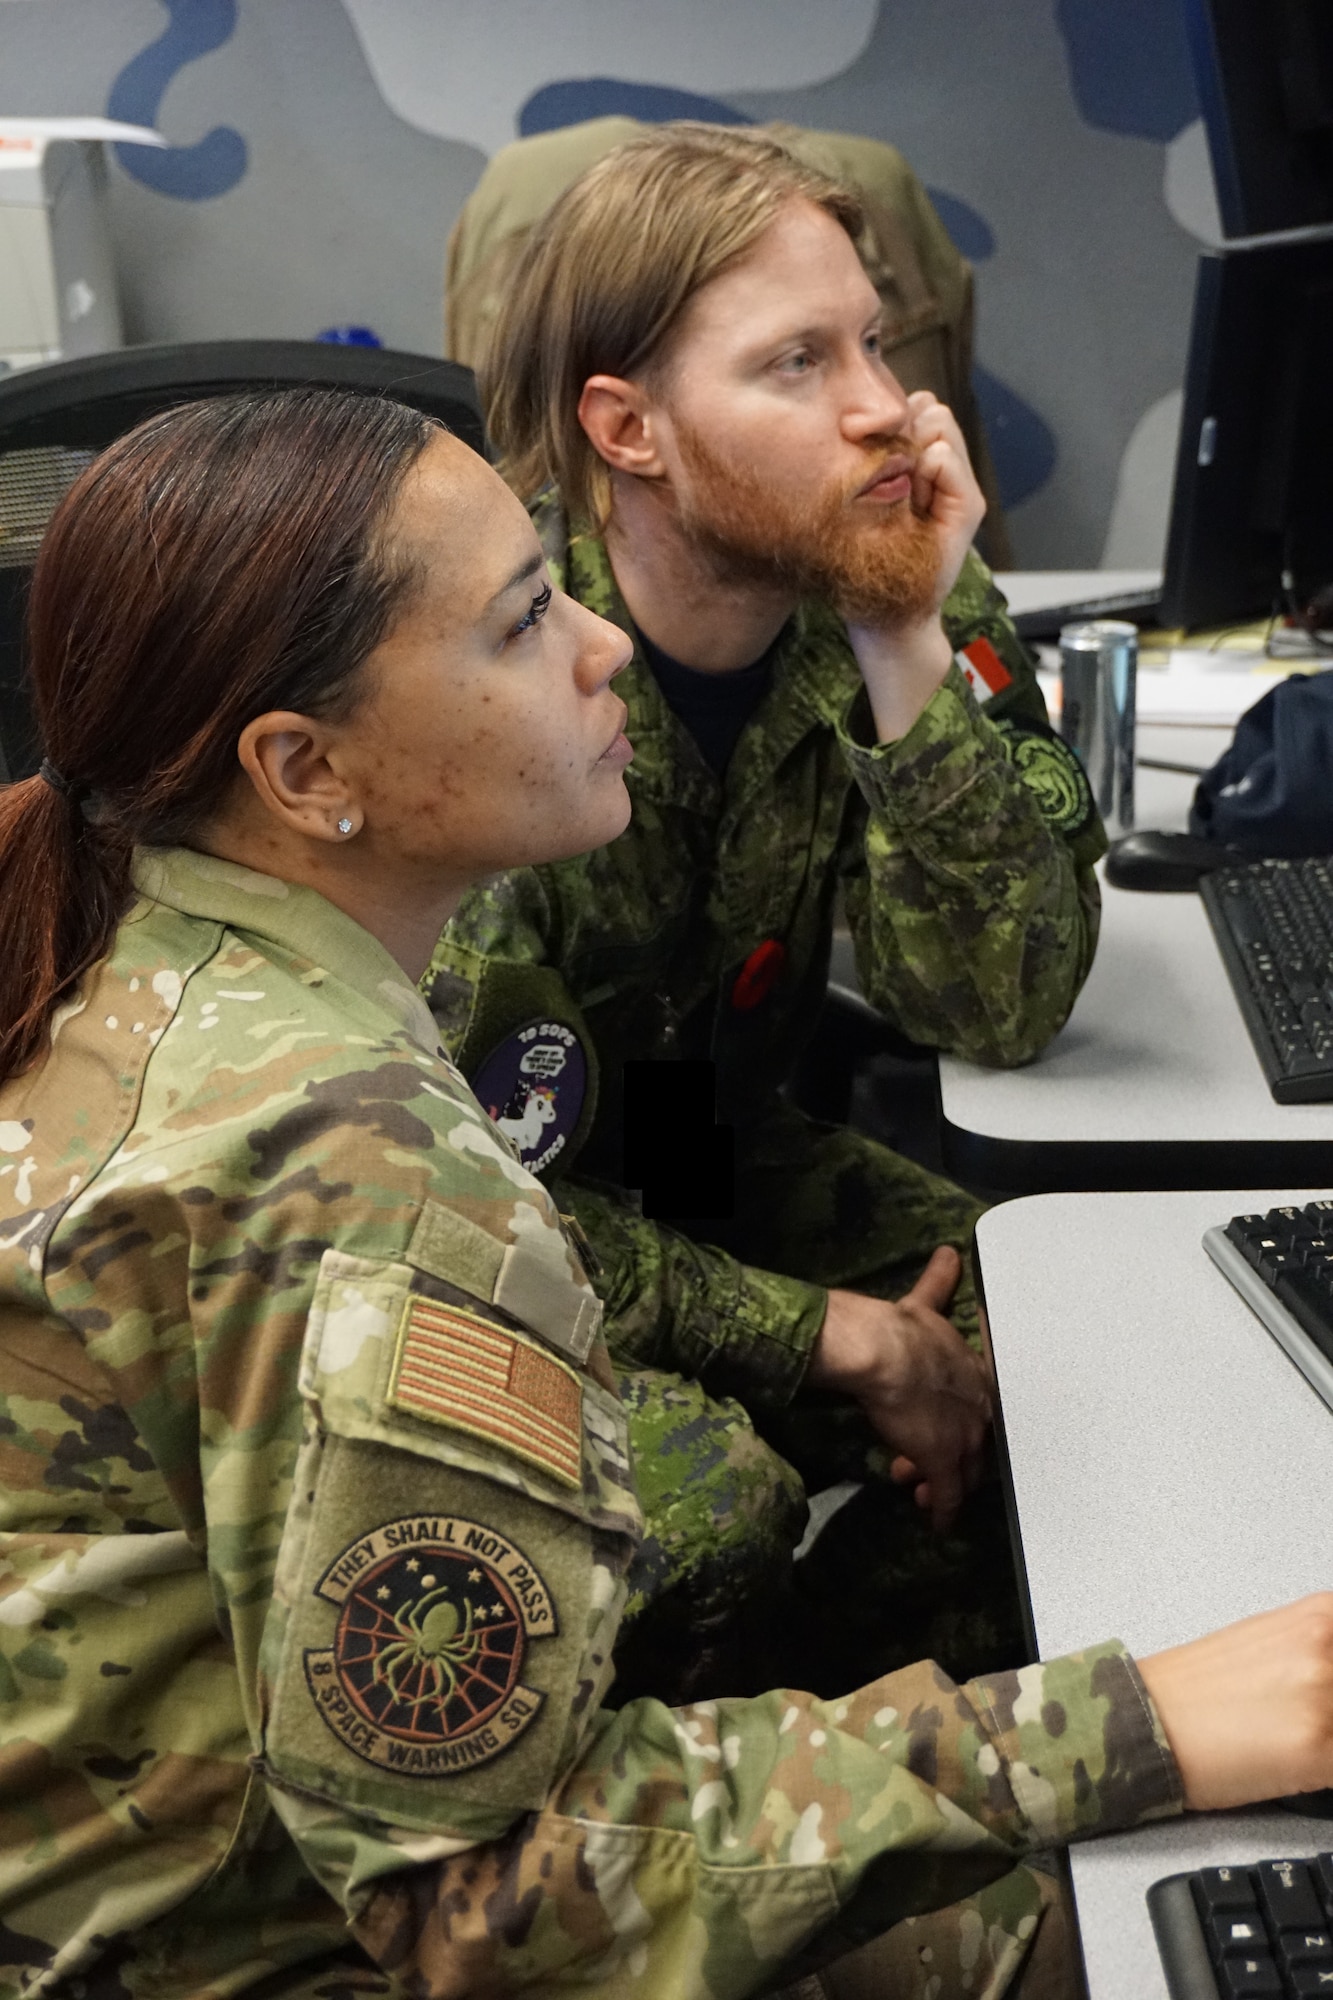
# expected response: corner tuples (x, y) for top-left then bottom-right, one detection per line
(957, 635), (1014, 704)
(387, 1295), (583, 1489)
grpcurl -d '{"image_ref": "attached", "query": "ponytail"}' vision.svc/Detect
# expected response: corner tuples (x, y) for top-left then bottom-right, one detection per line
(0, 387), (437, 1083)
(0, 775), (131, 1079)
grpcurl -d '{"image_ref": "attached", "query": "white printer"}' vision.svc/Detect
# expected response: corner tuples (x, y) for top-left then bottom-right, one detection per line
(0, 118), (163, 376)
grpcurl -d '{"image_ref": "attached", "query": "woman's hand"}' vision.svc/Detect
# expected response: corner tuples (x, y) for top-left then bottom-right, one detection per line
(1138, 1595), (1333, 1810)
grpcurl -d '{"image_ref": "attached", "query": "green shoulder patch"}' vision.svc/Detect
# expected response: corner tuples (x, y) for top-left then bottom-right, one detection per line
(993, 718), (1096, 840)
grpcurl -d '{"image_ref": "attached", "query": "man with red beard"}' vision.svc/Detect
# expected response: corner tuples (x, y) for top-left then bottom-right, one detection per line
(425, 122), (1103, 1707)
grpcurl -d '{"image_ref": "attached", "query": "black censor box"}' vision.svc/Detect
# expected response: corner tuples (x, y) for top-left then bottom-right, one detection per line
(623, 1059), (735, 1220)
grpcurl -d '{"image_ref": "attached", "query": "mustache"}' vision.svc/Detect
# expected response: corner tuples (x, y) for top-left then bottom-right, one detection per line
(672, 417), (940, 629)
(845, 439), (921, 505)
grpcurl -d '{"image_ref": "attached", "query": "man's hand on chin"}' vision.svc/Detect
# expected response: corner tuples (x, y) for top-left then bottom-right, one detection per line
(905, 390), (989, 611)
(847, 391), (989, 744)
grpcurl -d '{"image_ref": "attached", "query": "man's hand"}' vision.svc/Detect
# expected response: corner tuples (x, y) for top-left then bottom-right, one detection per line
(903, 390), (988, 618)
(846, 393), (988, 742)
(806, 1248), (993, 1531)
(1139, 1596), (1333, 1810)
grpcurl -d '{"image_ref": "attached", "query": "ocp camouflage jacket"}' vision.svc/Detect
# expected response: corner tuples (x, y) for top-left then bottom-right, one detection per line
(0, 848), (1178, 2000)
(426, 500), (1106, 1399)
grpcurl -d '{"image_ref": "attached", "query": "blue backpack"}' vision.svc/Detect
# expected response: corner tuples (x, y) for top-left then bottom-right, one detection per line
(1191, 669), (1333, 857)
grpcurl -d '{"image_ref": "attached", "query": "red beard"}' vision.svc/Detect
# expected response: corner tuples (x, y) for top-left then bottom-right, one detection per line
(673, 422), (942, 629)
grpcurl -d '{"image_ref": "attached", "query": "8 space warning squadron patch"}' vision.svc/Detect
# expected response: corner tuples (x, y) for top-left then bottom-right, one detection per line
(304, 1515), (555, 1776)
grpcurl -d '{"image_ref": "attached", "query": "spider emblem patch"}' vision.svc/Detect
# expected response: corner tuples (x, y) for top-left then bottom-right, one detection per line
(304, 1515), (554, 1775)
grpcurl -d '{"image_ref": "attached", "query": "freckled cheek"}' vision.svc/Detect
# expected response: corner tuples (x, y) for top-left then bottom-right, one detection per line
(371, 714), (490, 807)
(365, 755), (461, 830)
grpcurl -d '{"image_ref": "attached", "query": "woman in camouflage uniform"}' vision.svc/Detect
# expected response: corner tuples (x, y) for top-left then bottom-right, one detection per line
(1, 387), (1332, 2000)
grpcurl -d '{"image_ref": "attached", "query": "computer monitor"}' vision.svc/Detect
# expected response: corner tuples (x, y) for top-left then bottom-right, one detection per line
(1185, 0), (1333, 238)
(1157, 234), (1333, 633)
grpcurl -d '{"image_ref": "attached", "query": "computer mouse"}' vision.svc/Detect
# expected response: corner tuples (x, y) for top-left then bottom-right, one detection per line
(1103, 829), (1236, 892)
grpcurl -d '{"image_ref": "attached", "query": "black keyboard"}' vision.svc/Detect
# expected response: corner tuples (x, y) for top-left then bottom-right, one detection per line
(1150, 1854), (1333, 1997)
(1201, 857), (1333, 1103)
(1204, 1203), (1333, 1415)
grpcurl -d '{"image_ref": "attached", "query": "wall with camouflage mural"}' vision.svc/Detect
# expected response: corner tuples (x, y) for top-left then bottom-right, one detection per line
(0, 0), (1225, 567)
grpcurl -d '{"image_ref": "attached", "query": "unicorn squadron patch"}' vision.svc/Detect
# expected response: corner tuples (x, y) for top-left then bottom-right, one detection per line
(473, 1019), (588, 1174)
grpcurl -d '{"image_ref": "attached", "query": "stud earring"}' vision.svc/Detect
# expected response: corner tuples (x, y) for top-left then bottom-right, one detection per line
(337, 817), (353, 836)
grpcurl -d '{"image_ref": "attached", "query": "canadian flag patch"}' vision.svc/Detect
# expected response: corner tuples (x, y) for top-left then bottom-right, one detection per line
(957, 636), (1014, 704)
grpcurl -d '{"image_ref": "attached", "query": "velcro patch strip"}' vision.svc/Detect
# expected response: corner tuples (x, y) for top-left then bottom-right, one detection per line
(387, 1294), (583, 1489)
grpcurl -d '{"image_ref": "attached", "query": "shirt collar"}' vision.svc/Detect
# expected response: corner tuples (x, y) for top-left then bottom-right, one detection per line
(131, 846), (443, 1054)
(542, 496), (863, 803)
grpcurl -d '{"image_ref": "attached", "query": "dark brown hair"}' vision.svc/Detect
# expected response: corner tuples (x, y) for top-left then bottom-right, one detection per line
(0, 386), (439, 1081)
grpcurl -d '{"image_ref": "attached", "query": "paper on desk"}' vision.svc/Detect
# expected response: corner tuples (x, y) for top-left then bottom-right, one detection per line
(1039, 659), (1325, 729)
(0, 119), (165, 153)
(1138, 661), (1322, 726)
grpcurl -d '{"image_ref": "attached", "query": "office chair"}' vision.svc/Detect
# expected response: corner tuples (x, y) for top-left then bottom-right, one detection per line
(0, 340), (485, 782)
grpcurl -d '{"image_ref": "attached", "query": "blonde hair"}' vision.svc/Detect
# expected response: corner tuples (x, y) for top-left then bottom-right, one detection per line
(481, 123), (863, 528)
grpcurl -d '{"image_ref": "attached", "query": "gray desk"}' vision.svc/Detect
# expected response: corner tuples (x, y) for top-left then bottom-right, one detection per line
(938, 737), (1333, 1191)
(975, 1188), (1333, 2000)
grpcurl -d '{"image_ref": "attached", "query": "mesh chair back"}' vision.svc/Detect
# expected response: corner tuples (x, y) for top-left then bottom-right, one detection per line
(0, 447), (95, 778)
(0, 341), (485, 781)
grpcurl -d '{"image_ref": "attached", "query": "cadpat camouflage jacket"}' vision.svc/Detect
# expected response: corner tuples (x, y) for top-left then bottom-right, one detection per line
(0, 847), (1179, 2000)
(426, 499), (1107, 1398)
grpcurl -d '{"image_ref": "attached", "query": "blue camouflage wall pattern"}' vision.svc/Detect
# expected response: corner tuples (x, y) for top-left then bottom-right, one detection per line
(0, 0), (1218, 567)
(107, 0), (246, 198)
